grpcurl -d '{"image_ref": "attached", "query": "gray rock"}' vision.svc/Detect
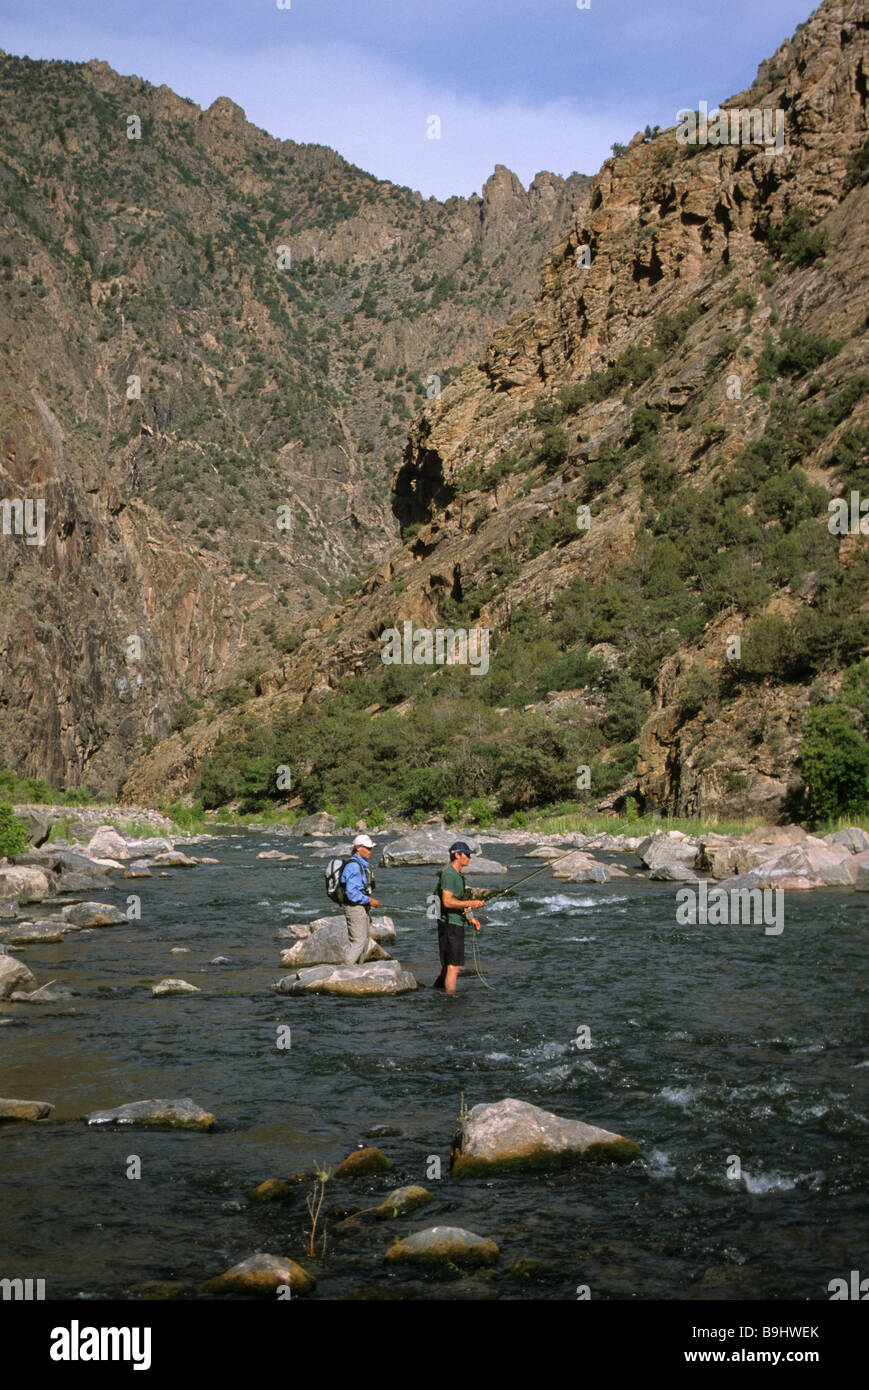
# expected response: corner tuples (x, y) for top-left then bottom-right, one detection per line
(0, 1097), (54, 1121)
(384, 1226), (499, 1266)
(123, 863), (152, 879)
(452, 1097), (641, 1175)
(825, 827), (869, 854)
(279, 923), (391, 967)
(5, 920), (69, 943)
(464, 857), (508, 875)
(273, 960), (418, 997)
(63, 902), (127, 927)
(0, 953), (37, 998)
(149, 851), (198, 868)
(86, 1097), (214, 1129)
(638, 833), (699, 882)
(25, 810), (51, 847)
(551, 851), (610, 884)
(0, 865), (53, 903)
(291, 812), (337, 836)
(256, 849), (298, 861)
(210, 956), (231, 965)
(379, 830), (481, 867)
(152, 978), (200, 996)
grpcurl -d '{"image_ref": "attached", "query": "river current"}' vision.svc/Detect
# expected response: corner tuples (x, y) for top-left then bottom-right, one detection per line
(1, 829), (866, 1301)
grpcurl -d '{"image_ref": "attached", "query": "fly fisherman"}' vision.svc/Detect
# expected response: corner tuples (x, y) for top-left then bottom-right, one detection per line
(433, 841), (485, 994)
(340, 834), (380, 965)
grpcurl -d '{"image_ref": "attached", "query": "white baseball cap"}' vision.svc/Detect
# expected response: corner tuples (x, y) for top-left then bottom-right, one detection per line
(353, 834), (376, 848)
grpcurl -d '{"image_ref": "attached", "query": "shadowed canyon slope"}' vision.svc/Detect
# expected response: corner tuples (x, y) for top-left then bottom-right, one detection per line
(124, 0), (869, 821)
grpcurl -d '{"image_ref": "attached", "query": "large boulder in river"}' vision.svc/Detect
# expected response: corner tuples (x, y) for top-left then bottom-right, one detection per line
(637, 833), (699, 882)
(273, 961), (418, 997)
(63, 902), (127, 928)
(203, 1252), (315, 1297)
(551, 851), (610, 883)
(451, 1098), (640, 1175)
(379, 830), (481, 867)
(151, 978), (200, 996)
(0, 865), (52, 903)
(85, 827), (174, 861)
(279, 920), (389, 967)
(384, 1227), (499, 1267)
(0, 953), (37, 998)
(86, 1097), (214, 1130)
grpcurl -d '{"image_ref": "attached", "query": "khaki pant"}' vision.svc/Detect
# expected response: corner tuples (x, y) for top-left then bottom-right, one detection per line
(344, 904), (370, 965)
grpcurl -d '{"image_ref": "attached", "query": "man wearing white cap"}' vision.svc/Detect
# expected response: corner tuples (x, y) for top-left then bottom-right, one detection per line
(340, 834), (380, 965)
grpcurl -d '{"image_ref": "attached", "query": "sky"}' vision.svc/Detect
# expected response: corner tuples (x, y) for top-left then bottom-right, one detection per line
(0, 0), (817, 199)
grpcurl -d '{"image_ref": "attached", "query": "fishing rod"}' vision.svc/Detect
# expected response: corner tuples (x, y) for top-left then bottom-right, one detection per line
(468, 847), (583, 910)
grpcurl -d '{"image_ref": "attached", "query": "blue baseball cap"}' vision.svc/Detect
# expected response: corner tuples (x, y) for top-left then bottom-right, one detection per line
(449, 841), (472, 857)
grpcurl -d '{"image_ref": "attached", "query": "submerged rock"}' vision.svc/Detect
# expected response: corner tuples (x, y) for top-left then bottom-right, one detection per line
(203, 1252), (316, 1296)
(10, 987), (74, 1004)
(152, 978), (200, 996)
(384, 1226), (499, 1267)
(248, 1179), (296, 1204)
(0, 1097), (54, 1121)
(334, 1146), (391, 1178)
(273, 961), (418, 997)
(377, 1185), (435, 1219)
(0, 953), (37, 998)
(86, 1097), (214, 1130)
(149, 851), (198, 868)
(257, 850), (298, 861)
(451, 1097), (641, 1175)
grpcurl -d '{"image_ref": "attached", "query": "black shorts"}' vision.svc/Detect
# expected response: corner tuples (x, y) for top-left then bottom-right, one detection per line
(438, 920), (465, 968)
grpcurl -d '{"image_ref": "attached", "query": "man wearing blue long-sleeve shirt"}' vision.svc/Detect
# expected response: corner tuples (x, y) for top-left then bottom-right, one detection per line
(340, 834), (380, 965)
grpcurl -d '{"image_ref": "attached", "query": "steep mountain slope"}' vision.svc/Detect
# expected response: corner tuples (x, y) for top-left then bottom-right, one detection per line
(0, 50), (589, 791)
(124, 0), (869, 822)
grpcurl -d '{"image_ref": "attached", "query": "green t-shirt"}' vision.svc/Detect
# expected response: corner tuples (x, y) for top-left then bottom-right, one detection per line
(438, 865), (468, 927)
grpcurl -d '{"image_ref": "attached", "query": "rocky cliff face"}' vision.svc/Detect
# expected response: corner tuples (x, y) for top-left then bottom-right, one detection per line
(0, 50), (589, 791)
(123, 0), (869, 820)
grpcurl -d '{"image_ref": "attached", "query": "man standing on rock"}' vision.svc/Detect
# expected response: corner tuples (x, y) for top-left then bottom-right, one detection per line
(434, 842), (485, 994)
(341, 834), (380, 965)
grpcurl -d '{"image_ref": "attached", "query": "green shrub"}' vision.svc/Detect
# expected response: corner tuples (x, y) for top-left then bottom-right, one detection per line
(799, 704), (869, 823)
(760, 207), (828, 267)
(0, 802), (28, 857)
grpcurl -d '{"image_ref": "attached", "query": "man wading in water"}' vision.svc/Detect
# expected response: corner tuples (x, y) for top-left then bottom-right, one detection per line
(341, 834), (380, 964)
(433, 841), (485, 994)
